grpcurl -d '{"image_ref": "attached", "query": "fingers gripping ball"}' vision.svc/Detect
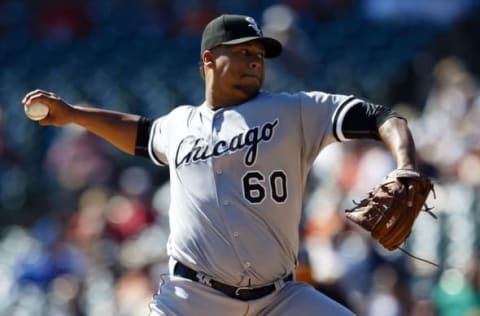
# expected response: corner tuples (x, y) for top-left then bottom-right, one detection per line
(345, 170), (434, 251)
(24, 102), (49, 121)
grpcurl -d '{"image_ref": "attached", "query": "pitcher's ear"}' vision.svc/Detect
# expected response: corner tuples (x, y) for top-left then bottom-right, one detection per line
(202, 50), (214, 66)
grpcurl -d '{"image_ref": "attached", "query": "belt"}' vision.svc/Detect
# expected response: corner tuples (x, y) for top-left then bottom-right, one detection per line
(173, 261), (293, 301)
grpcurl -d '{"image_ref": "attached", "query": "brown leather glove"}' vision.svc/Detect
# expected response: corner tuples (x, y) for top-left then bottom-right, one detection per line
(345, 169), (434, 251)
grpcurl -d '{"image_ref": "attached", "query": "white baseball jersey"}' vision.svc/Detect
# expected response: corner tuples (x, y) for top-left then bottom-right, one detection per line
(148, 90), (352, 287)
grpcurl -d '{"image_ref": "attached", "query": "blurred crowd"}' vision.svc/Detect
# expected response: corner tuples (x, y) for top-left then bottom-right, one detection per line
(1, 0), (480, 315)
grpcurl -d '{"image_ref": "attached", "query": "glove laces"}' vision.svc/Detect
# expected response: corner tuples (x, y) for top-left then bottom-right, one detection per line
(399, 191), (439, 268)
(398, 247), (439, 267)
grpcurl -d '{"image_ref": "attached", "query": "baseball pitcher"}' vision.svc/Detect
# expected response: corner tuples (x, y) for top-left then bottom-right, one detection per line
(22, 14), (433, 316)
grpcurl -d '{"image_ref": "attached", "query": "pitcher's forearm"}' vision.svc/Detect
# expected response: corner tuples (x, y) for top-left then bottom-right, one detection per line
(71, 105), (141, 155)
(378, 117), (416, 170)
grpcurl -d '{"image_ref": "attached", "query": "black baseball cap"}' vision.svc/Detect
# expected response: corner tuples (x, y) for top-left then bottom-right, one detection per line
(201, 14), (282, 58)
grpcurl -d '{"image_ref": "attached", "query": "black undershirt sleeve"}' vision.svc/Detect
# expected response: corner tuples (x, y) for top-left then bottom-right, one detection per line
(135, 117), (154, 157)
(333, 99), (405, 141)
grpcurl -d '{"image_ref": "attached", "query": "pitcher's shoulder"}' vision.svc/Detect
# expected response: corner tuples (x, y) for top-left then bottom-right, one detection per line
(161, 104), (198, 119)
(152, 104), (199, 128)
(257, 90), (305, 105)
(259, 90), (341, 101)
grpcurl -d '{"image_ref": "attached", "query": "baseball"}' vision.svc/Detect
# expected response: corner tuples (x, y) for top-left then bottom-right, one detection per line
(24, 102), (49, 121)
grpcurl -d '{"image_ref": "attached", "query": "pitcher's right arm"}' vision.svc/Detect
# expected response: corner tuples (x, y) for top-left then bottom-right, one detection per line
(23, 89), (142, 155)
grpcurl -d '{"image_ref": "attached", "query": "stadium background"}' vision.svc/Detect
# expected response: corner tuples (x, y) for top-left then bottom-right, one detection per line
(1, 0), (479, 315)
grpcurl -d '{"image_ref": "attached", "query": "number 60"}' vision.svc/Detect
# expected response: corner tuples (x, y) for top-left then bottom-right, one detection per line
(242, 170), (287, 204)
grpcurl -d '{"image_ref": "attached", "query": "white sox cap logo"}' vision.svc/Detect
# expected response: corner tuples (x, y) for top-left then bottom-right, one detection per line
(200, 14), (282, 58)
(245, 17), (262, 36)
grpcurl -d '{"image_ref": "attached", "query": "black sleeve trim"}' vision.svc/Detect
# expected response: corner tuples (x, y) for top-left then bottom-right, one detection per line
(332, 96), (356, 141)
(134, 117), (154, 157)
(334, 100), (405, 141)
(344, 102), (404, 140)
